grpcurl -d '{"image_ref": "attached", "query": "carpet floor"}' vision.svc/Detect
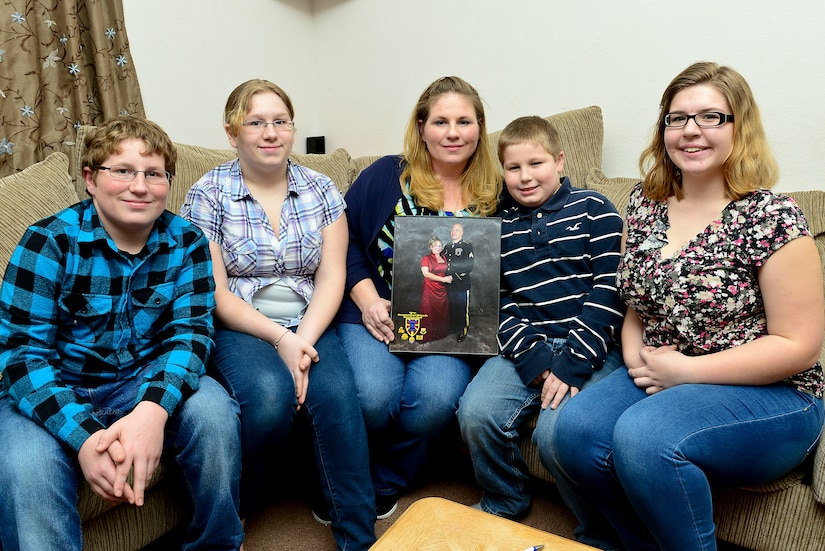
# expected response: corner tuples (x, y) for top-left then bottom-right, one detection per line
(145, 462), (751, 550)
(243, 473), (576, 550)
(142, 424), (750, 550)
(240, 477), (751, 551)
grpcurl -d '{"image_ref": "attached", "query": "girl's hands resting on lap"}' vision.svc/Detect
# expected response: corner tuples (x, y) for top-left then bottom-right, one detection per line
(629, 344), (684, 394)
(275, 331), (318, 408)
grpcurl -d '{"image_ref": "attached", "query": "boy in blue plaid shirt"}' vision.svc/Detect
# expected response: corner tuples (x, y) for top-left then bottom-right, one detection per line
(0, 116), (244, 550)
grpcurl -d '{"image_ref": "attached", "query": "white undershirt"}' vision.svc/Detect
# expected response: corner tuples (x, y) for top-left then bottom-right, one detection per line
(251, 279), (306, 326)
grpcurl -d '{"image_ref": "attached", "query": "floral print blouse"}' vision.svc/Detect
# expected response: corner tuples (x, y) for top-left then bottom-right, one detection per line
(618, 183), (823, 398)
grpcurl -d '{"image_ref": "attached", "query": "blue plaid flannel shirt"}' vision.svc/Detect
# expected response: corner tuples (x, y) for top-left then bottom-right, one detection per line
(0, 200), (215, 452)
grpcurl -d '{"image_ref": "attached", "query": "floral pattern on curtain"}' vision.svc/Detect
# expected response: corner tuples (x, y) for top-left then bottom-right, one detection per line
(0, 0), (145, 177)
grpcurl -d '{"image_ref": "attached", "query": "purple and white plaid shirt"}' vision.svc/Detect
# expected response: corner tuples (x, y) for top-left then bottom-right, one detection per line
(182, 159), (345, 326)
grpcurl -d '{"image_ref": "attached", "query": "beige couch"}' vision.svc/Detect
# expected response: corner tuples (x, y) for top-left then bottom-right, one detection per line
(0, 106), (823, 550)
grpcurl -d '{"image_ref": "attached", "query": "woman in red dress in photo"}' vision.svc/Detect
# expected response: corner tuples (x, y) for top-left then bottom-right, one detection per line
(419, 236), (452, 341)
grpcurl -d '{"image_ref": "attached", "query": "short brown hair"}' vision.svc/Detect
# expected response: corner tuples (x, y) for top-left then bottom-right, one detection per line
(498, 116), (563, 163)
(81, 115), (177, 178)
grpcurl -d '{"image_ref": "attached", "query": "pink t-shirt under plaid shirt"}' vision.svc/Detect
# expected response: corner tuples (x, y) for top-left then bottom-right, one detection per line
(181, 158), (345, 325)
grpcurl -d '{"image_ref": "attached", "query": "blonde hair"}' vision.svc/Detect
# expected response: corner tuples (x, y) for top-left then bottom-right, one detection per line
(498, 116), (563, 163)
(401, 76), (501, 216)
(224, 79), (295, 137)
(639, 61), (779, 202)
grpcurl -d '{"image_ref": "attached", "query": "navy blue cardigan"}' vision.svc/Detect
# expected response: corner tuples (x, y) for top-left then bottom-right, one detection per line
(337, 155), (406, 324)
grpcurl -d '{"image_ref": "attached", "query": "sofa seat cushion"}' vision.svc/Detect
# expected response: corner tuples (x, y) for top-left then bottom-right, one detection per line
(81, 473), (189, 551)
(0, 152), (80, 279)
(520, 413), (554, 484)
(582, 167), (638, 217)
(77, 463), (172, 521)
(736, 469), (806, 493)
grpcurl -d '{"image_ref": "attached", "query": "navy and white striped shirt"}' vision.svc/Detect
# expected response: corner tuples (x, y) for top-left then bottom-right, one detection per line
(498, 177), (625, 387)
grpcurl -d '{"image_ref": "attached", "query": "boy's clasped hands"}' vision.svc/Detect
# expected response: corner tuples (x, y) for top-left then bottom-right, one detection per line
(78, 402), (168, 506)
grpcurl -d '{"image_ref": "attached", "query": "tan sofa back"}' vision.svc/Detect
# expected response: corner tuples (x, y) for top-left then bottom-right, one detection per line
(72, 105), (605, 216)
(73, 126), (359, 216)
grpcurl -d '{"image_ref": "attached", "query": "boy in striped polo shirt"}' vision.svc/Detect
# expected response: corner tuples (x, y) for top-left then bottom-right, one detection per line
(458, 116), (625, 535)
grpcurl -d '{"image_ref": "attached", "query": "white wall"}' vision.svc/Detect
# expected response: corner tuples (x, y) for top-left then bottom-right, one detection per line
(122, 0), (318, 149)
(124, 0), (825, 192)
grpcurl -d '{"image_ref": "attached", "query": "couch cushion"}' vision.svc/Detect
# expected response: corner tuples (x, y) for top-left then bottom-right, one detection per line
(165, 142), (237, 213)
(352, 155), (383, 184)
(77, 462), (171, 521)
(488, 106), (604, 189)
(292, 148), (355, 195)
(583, 167), (639, 217)
(0, 152), (80, 279)
(786, 190), (825, 239)
(583, 168), (825, 238)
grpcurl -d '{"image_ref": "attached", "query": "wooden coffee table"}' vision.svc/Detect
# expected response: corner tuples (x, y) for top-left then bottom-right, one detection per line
(371, 496), (598, 550)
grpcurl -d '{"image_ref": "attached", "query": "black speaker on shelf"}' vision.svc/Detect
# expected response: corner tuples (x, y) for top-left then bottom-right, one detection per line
(306, 136), (325, 154)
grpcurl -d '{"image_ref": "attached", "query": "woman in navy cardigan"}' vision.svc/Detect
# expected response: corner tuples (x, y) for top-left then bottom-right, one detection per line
(336, 76), (501, 516)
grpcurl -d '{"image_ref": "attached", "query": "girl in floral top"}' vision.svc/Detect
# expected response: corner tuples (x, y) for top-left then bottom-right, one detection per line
(552, 62), (825, 551)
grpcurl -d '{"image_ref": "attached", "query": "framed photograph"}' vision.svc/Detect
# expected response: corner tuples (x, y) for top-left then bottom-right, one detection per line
(389, 216), (501, 356)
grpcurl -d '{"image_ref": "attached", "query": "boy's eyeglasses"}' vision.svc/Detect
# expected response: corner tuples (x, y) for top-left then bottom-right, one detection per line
(94, 165), (172, 185)
(663, 112), (734, 128)
(242, 120), (296, 133)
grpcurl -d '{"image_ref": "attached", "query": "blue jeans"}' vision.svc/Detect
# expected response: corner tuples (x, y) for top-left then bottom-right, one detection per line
(457, 342), (622, 518)
(211, 326), (375, 551)
(554, 367), (825, 551)
(0, 373), (243, 551)
(337, 322), (473, 498)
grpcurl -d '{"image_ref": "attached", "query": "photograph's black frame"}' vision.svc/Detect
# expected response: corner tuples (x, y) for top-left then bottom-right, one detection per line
(389, 216), (501, 356)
